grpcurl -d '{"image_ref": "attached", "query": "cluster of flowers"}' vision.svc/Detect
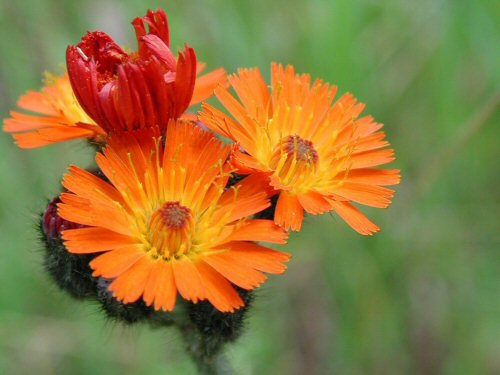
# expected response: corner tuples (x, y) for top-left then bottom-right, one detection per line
(4, 9), (399, 314)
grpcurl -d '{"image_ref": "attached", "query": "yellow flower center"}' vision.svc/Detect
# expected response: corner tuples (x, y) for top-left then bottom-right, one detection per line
(283, 135), (318, 164)
(148, 201), (194, 259)
(270, 135), (319, 190)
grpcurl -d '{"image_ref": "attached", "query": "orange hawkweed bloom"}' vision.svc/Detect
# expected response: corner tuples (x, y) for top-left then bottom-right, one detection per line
(58, 121), (290, 312)
(3, 73), (105, 148)
(200, 63), (400, 234)
(66, 8), (226, 134)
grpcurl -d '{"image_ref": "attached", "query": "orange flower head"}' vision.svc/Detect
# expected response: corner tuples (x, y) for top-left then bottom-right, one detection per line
(66, 8), (226, 134)
(200, 63), (401, 234)
(3, 73), (105, 148)
(58, 121), (290, 312)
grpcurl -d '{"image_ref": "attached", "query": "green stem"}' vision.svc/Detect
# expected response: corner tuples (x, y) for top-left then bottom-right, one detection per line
(179, 320), (235, 375)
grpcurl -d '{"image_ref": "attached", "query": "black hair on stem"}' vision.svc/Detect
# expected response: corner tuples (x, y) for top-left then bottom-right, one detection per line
(96, 277), (155, 324)
(187, 287), (254, 357)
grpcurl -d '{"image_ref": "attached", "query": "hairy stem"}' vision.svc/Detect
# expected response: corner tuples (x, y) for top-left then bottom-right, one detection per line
(179, 320), (235, 375)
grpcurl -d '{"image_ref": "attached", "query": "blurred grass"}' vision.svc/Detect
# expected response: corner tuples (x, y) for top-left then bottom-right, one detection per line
(0, 0), (499, 374)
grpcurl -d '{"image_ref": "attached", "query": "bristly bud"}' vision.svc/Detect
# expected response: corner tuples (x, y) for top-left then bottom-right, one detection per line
(40, 198), (97, 298)
(41, 196), (166, 325)
(96, 278), (154, 324)
(187, 288), (254, 357)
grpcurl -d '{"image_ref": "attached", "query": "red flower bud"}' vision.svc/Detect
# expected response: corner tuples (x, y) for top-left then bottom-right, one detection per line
(66, 9), (197, 134)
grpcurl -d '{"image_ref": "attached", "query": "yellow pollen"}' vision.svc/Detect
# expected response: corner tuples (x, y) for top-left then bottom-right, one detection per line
(148, 201), (193, 259)
(269, 135), (320, 191)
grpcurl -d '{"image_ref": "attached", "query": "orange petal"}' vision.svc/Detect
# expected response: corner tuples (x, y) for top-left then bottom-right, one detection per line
(12, 126), (95, 149)
(329, 200), (380, 235)
(217, 173), (272, 223)
(62, 227), (137, 253)
(152, 262), (177, 311)
(4, 112), (62, 131)
(349, 149), (395, 169)
(224, 219), (289, 244)
(58, 193), (132, 236)
(221, 241), (291, 274)
(203, 254), (267, 290)
(229, 68), (271, 125)
(96, 151), (141, 201)
(143, 260), (177, 311)
(333, 124), (387, 152)
(90, 246), (145, 278)
(356, 116), (384, 138)
(230, 149), (269, 174)
(352, 132), (389, 153)
(338, 168), (401, 186)
(195, 261), (244, 312)
(142, 261), (162, 307)
(63, 165), (126, 207)
(109, 256), (152, 304)
(199, 103), (256, 153)
(180, 113), (197, 122)
(275, 192), (304, 231)
(190, 67), (227, 105)
(17, 91), (58, 116)
(214, 86), (257, 135)
(297, 190), (332, 215)
(172, 257), (206, 303)
(334, 183), (395, 208)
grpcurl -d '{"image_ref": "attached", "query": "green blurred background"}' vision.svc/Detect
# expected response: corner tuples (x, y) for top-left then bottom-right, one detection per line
(0, 0), (498, 374)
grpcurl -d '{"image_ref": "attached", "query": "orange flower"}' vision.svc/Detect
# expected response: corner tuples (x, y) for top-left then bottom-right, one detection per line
(66, 8), (226, 134)
(200, 63), (400, 234)
(3, 73), (105, 148)
(58, 121), (290, 312)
